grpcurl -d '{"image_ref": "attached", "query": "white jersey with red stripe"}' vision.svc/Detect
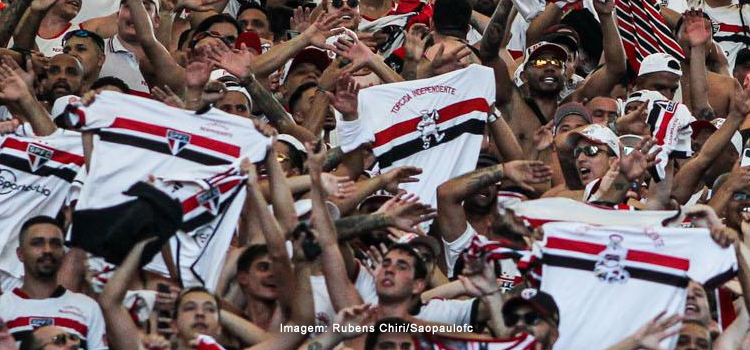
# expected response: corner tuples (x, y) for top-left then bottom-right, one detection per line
(59, 91), (271, 211)
(540, 221), (737, 350)
(144, 164), (248, 291)
(100, 36), (151, 97)
(0, 286), (108, 350)
(0, 129), (83, 280)
(357, 65), (494, 207)
(688, 0), (750, 69)
(417, 332), (535, 350)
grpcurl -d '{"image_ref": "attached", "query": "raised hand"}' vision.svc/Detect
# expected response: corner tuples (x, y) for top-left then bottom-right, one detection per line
(304, 140), (326, 175)
(0, 63), (31, 103)
(240, 158), (259, 185)
(683, 8), (712, 48)
(185, 53), (212, 90)
(592, 0), (615, 16)
(362, 243), (387, 277)
(732, 81), (750, 118)
(151, 85), (186, 109)
(290, 6), (313, 33)
(501, 160), (553, 191)
(205, 41), (255, 80)
(458, 252), (499, 297)
(0, 119), (20, 135)
(618, 136), (662, 181)
(330, 35), (374, 73)
(321, 172), (356, 198)
(201, 80), (227, 105)
(533, 121), (554, 152)
(629, 312), (682, 350)
(381, 166), (422, 194)
(403, 24), (429, 62)
(431, 44), (470, 76)
(377, 193), (437, 233)
(1, 55), (34, 91)
(616, 102), (650, 135)
(304, 12), (346, 49)
(332, 304), (377, 340)
(174, 0), (220, 12)
(325, 73), (360, 119)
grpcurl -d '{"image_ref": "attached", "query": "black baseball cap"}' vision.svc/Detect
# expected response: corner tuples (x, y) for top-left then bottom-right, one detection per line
(502, 288), (560, 326)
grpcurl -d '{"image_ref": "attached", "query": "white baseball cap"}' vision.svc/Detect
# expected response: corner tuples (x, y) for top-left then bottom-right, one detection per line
(567, 124), (621, 158)
(638, 53), (682, 77)
(276, 134), (307, 154)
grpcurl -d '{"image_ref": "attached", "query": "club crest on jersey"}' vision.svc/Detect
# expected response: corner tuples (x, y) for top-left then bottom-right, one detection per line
(167, 130), (191, 155)
(197, 186), (221, 216)
(30, 318), (53, 327)
(26, 144), (53, 171)
(416, 109), (445, 149)
(594, 234), (630, 283)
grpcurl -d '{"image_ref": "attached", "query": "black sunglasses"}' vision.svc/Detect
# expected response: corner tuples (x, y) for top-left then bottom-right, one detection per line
(573, 145), (605, 158)
(62, 29), (105, 52)
(331, 0), (358, 8)
(37, 333), (80, 350)
(503, 312), (541, 327)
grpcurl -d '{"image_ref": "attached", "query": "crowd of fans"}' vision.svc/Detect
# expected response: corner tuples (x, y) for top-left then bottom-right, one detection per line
(3, 0), (750, 348)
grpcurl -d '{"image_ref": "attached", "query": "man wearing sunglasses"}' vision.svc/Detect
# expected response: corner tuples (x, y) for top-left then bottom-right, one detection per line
(19, 326), (80, 350)
(500, 289), (559, 350)
(565, 124), (621, 186)
(326, 0), (361, 31)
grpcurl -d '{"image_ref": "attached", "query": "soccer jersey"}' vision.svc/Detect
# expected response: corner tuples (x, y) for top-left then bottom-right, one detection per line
(688, 0), (750, 70)
(540, 221), (737, 350)
(357, 65), (494, 207)
(0, 286), (108, 350)
(418, 332), (535, 350)
(144, 164), (248, 291)
(0, 129), (83, 279)
(59, 91), (271, 211)
(99, 36), (151, 97)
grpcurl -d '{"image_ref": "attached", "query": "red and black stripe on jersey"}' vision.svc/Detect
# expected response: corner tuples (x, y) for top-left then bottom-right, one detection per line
(179, 174), (244, 232)
(96, 117), (241, 166)
(373, 98), (488, 168)
(543, 236), (735, 288)
(0, 137), (84, 183)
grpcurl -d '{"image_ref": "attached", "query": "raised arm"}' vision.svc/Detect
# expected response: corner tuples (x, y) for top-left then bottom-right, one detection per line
(0, 0), (33, 47)
(436, 160), (551, 242)
(98, 238), (153, 350)
(265, 143), (300, 234)
(307, 141), (365, 311)
(525, 3), (563, 47)
(598, 312), (681, 350)
(11, 0), (56, 51)
(673, 84), (750, 204)
(683, 9), (714, 120)
(570, 0), (627, 102)
(479, 0), (515, 107)
(126, 0), (186, 93)
(0, 61), (57, 136)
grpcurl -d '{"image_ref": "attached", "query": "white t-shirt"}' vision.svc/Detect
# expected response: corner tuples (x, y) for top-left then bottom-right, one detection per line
(0, 129), (83, 279)
(0, 287), (108, 350)
(442, 225), (522, 285)
(540, 221), (737, 350)
(99, 36), (151, 96)
(357, 65), (495, 208)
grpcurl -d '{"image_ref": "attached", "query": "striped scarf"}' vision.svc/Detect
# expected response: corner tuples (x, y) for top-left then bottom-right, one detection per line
(615, 0), (685, 71)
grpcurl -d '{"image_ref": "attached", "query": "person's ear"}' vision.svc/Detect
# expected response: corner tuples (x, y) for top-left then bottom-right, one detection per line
(520, 71), (529, 84)
(16, 246), (23, 262)
(236, 271), (249, 286)
(292, 111), (304, 125)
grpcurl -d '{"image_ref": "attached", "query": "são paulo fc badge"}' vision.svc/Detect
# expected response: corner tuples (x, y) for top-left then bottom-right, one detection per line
(26, 143), (53, 171)
(197, 186), (221, 216)
(167, 130), (191, 155)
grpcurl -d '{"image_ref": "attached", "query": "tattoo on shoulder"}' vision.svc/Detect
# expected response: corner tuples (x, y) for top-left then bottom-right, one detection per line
(696, 107), (716, 121)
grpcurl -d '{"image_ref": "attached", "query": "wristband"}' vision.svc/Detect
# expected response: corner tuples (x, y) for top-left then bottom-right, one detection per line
(488, 107), (501, 124)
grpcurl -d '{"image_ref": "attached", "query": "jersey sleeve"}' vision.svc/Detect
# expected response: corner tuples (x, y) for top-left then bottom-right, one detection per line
(86, 301), (109, 350)
(55, 92), (120, 130)
(685, 233), (738, 289)
(417, 298), (477, 326)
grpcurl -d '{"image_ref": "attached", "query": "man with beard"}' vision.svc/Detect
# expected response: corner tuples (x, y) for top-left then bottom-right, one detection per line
(480, 0), (625, 157)
(41, 54), (84, 108)
(500, 289), (559, 350)
(436, 156), (551, 275)
(19, 325), (82, 350)
(0, 216), (108, 350)
(61, 30), (105, 92)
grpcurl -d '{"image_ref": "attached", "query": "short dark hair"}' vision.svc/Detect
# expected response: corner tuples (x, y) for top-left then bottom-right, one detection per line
(195, 14), (241, 37)
(90, 76), (130, 93)
(177, 29), (195, 50)
(275, 140), (306, 173)
(288, 82), (317, 114)
(173, 286), (221, 316)
(236, 244), (269, 273)
(386, 243), (428, 280)
(19, 216), (63, 245)
(432, 0), (472, 37)
(365, 317), (413, 350)
(237, 2), (271, 24)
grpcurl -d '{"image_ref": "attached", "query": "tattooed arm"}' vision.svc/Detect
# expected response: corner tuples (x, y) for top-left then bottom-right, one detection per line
(480, 0), (514, 107)
(323, 147), (344, 172)
(0, 0), (33, 47)
(242, 75), (316, 142)
(335, 214), (392, 242)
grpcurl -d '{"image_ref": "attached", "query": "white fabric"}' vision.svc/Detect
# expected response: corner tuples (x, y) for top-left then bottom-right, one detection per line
(0, 288), (108, 350)
(100, 36), (151, 96)
(6, 23), (83, 57)
(358, 12), (414, 58)
(358, 65), (494, 208)
(416, 298), (477, 325)
(540, 221), (737, 350)
(337, 118), (370, 153)
(0, 129), (83, 279)
(60, 91), (271, 211)
(644, 94), (695, 180)
(443, 224), (482, 277)
(145, 163), (248, 291)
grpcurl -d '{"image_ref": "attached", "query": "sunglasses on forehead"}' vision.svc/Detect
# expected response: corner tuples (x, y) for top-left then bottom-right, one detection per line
(331, 0), (358, 8)
(62, 29), (105, 52)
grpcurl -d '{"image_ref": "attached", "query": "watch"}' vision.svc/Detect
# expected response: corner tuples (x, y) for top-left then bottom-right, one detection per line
(488, 107), (501, 124)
